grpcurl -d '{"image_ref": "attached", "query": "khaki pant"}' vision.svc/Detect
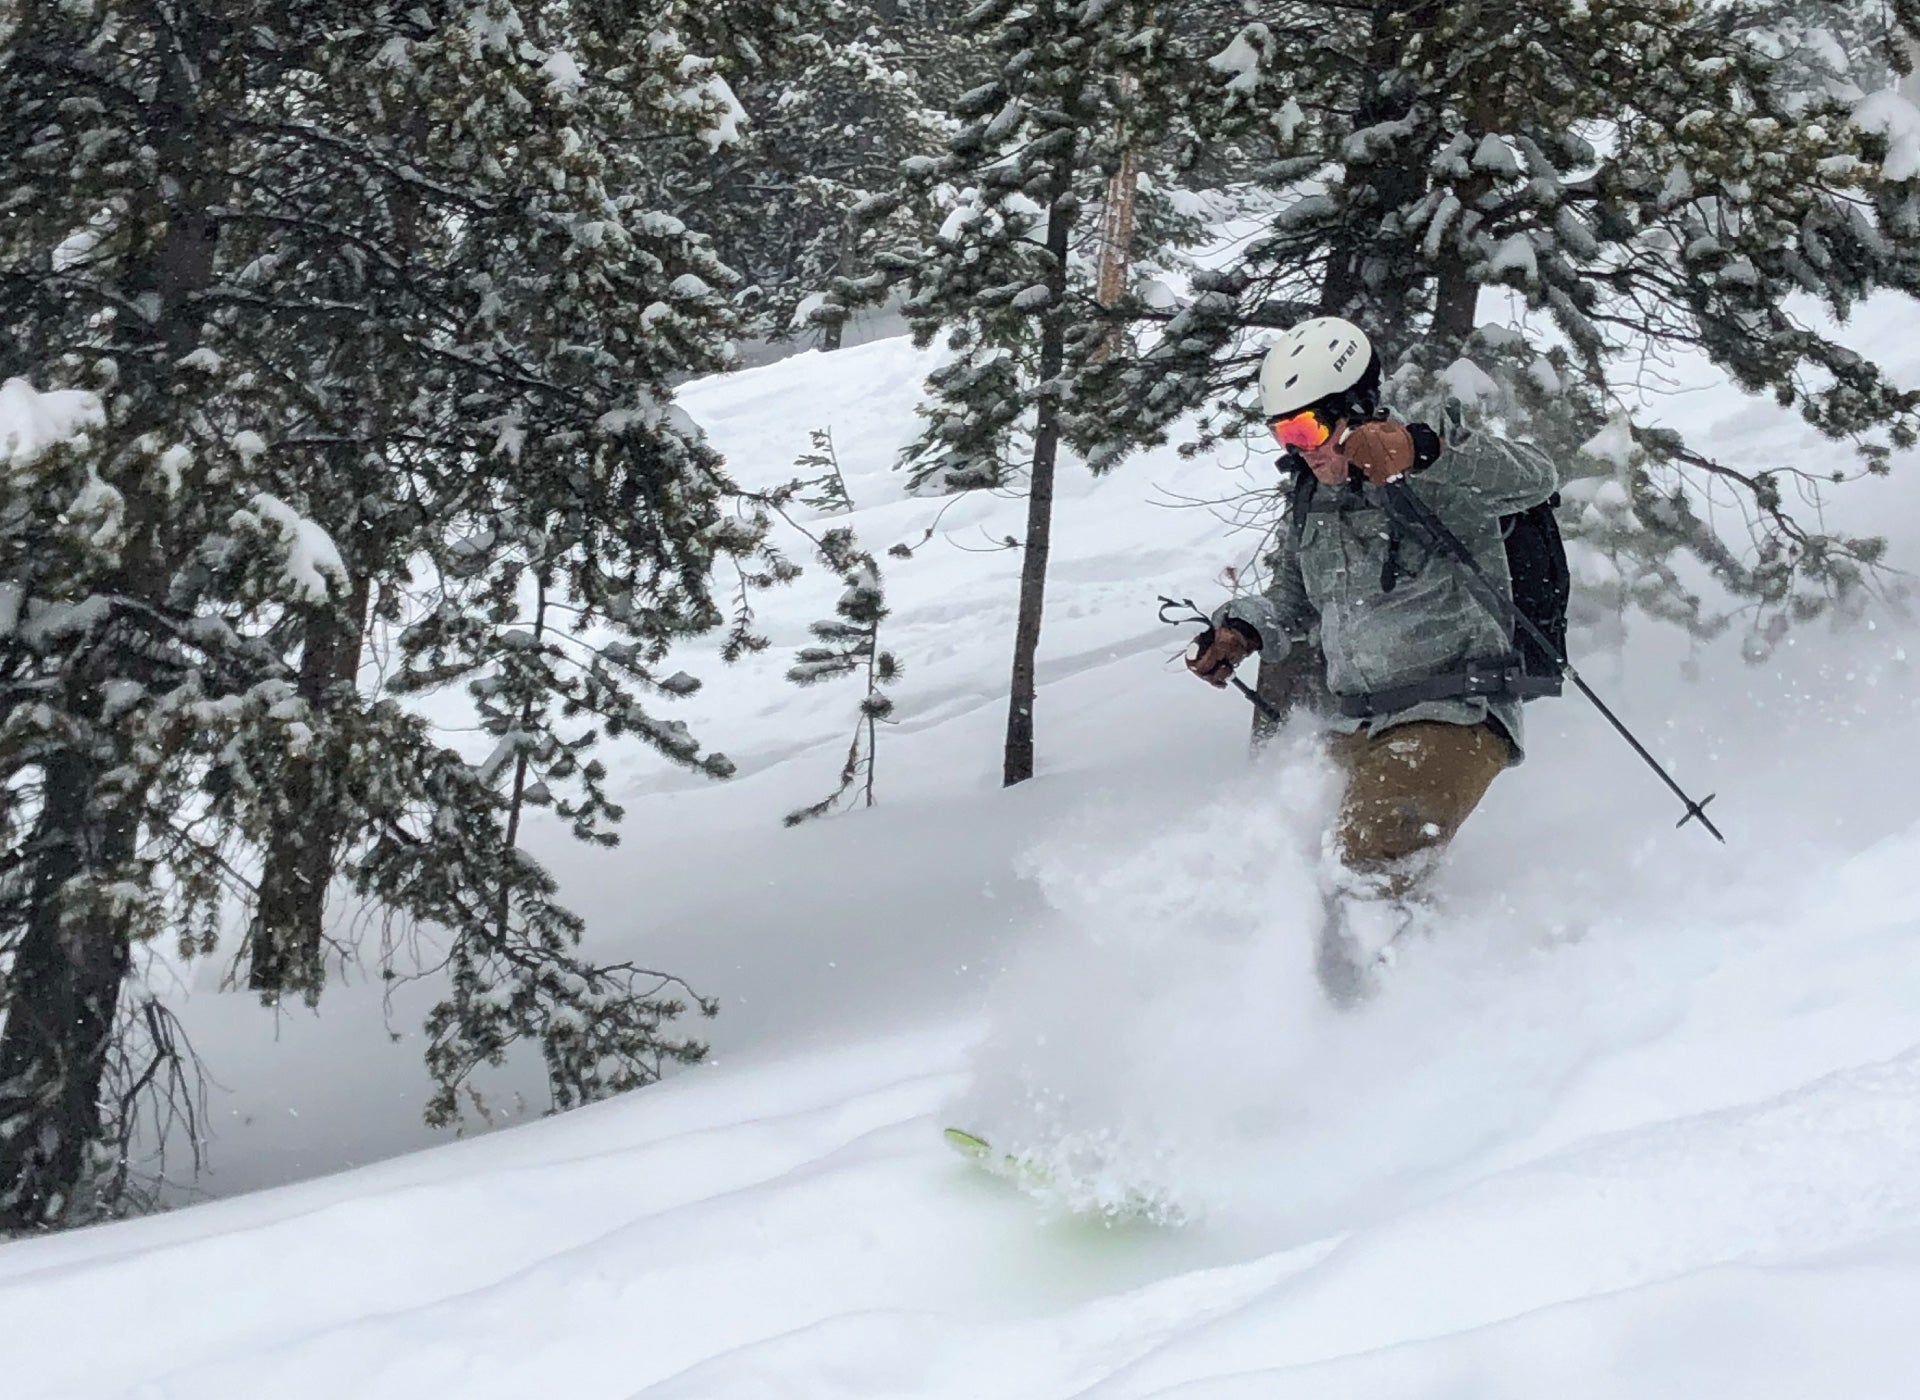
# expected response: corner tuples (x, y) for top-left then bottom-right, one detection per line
(1326, 720), (1510, 896)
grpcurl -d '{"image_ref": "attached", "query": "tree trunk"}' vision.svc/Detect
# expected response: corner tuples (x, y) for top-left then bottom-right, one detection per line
(1092, 145), (1140, 358)
(1093, 62), (1142, 362)
(1003, 187), (1075, 787)
(820, 220), (858, 353)
(0, 0), (227, 1226)
(247, 574), (369, 999)
(1428, 77), (1500, 364)
(1318, 1), (1438, 358)
(250, 95), (417, 998)
(0, 753), (134, 1230)
(1429, 266), (1480, 364)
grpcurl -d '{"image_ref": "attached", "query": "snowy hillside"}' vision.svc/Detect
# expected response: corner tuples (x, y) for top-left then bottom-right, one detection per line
(5, 311), (1920, 1398)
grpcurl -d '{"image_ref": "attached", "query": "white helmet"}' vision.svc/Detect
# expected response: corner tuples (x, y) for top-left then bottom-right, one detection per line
(1258, 317), (1374, 420)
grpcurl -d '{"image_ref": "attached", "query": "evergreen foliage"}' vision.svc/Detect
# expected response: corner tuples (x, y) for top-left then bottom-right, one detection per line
(1073, 0), (1920, 648)
(782, 525), (901, 825)
(896, 0), (1200, 491)
(709, 3), (971, 347)
(0, 0), (806, 1228)
(793, 427), (857, 514)
(0, 381), (298, 1225)
(732, 431), (900, 824)
(891, 0), (1215, 781)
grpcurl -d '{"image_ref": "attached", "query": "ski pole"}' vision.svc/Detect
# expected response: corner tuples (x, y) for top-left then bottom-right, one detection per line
(1379, 481), (1724, 843)
(1156, 595), (1287, 724)
(1233, 677), (1285, 725)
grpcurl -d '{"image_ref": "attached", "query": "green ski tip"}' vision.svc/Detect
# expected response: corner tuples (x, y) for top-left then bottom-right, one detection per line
(943, 1125), (1050, 1186)
(943, 1125), (1182, 1225)
(943, 1126), (992, 1158)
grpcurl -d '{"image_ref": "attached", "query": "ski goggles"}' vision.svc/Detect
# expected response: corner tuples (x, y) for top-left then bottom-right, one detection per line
(1267, 407), (1337, 452)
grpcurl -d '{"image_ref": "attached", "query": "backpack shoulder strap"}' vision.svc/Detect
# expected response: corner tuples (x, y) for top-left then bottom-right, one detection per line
(1287, 464), (1316, 549)
(1440, 395), (1476, 445)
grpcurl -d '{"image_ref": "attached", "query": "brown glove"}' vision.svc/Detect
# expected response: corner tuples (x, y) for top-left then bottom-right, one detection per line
(1185, 621), (1259, 687)
(1342, 420), (1416, 484)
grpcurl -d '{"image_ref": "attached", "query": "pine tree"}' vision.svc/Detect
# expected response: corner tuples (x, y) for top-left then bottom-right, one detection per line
(1071, 0), (1920, 681)
(782, 524), (901, 825)
(1, 0), (335, 1225)
(0, 366), (337, 1225)
(0, 0), (808, 1228)
(710, 4), (970, 347)
(898, 0), (1198, 784)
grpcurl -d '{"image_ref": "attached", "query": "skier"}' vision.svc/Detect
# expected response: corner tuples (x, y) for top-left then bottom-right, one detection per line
(1185, 317), (1558, 1003)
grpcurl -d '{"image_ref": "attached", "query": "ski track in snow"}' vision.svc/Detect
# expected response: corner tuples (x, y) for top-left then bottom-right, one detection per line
(6, 315), (1920, 1397)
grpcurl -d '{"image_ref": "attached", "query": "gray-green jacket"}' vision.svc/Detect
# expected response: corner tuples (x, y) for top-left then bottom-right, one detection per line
(1216, 420), (1559, 763)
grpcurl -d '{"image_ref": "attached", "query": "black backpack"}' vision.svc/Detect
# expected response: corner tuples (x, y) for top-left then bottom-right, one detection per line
(1501, 493), (1570, 695)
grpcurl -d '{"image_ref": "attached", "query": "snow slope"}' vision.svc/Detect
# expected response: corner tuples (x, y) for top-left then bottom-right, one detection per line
(4, 310), (1920, 1398)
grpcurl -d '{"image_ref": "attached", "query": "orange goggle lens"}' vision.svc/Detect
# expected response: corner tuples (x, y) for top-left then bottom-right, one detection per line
(1268, 410), (1332, 451)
